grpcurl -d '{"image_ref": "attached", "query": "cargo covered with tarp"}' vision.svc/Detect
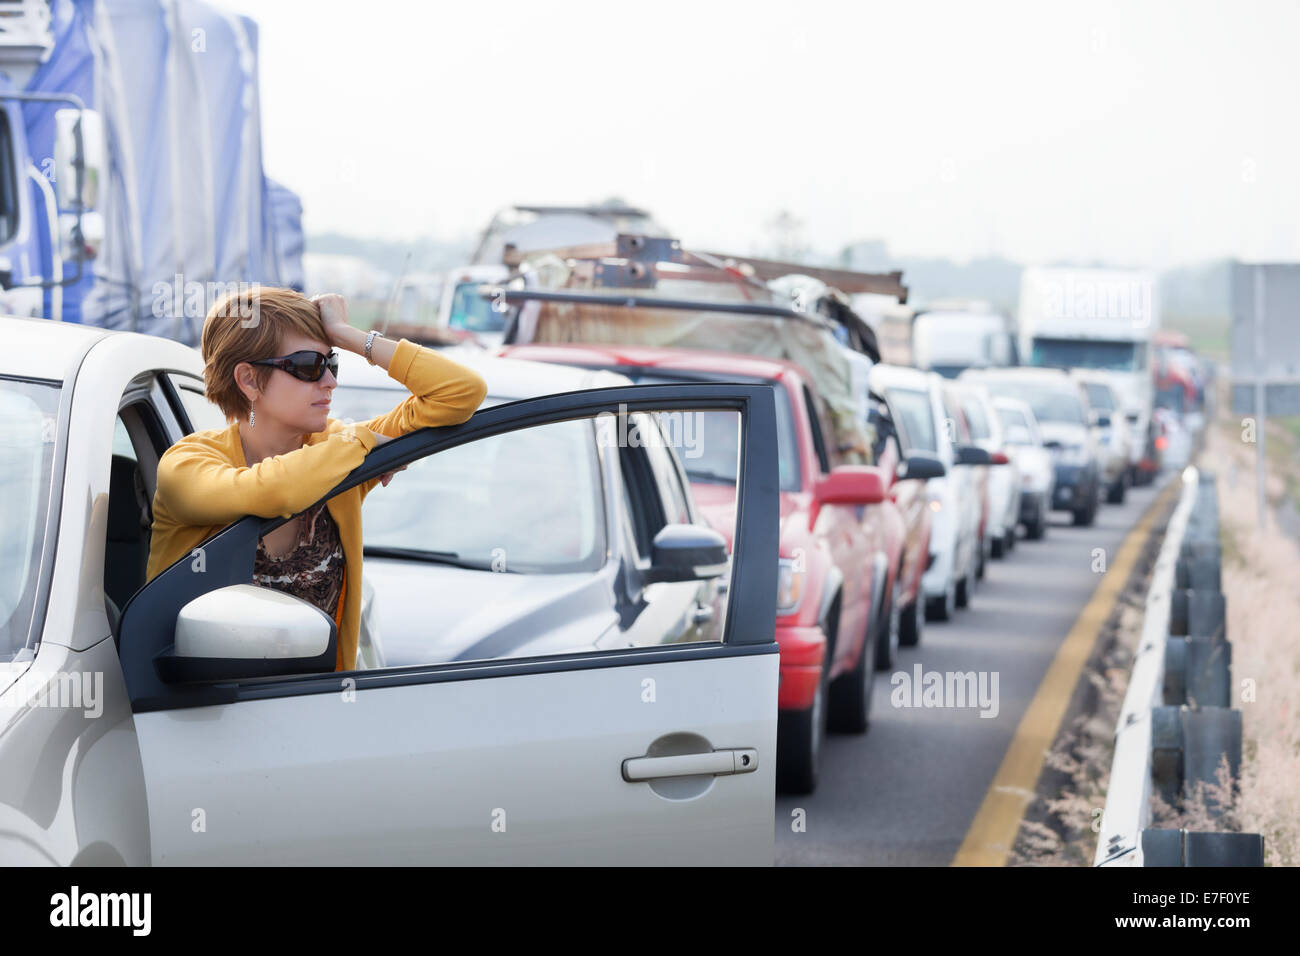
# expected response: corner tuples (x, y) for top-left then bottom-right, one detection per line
(504, 243), (903, 464)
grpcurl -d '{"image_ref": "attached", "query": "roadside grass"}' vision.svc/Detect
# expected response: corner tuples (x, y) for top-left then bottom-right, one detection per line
(1200, 385), (1300, 866)
(1012, 383), (1300, 867)
(1163, 314), (1229, 361)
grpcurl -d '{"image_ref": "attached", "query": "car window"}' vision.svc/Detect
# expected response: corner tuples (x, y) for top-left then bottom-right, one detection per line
(633, 377), (800, 493)
(980, 381), (1087, 425)
(112, 415), (136, 459)
(886, 387), (937, 453)
(350, 407), (734, 667)
(997, 406), (1028, 432)
(646, 415), (692, 526)
(620, 464), (649, 559)
(0, 377), (59, 663)
(169, 373), (228, 434)
(1083, 383), (1115, 411)
(961, 395), (991, 440)
(942, 390), (970, 444)
(361, 417), (605, 574)
(803, 387), (833, 473)
(448, 280), (506, 333)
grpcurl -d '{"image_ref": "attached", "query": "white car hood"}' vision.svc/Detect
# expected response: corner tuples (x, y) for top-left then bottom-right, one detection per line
(363, 558), (619, 665)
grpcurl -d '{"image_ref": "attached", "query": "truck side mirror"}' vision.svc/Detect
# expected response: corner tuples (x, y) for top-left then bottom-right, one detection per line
(54, 108), (105, 211)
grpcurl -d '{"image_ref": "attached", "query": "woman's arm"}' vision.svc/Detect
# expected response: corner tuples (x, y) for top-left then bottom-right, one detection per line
(353, 340), (488, 438)
(316, 292), (488, 437)
(156, 424), (381, 526)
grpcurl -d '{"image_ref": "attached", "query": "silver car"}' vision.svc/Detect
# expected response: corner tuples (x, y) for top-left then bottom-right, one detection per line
(0, 316), (782, 865)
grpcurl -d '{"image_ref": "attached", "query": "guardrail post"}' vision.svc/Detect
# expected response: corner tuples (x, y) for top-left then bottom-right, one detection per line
(1097, 467), (1265, 866)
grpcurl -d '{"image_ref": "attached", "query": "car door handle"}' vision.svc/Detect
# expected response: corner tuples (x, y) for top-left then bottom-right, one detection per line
(622, 748), (759, 781)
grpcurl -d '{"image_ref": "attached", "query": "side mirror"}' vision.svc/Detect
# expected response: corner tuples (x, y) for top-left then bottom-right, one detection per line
(643, 523), (729, 584)
(990, 450), (1010, 465)
(155, 584), (338, 683)
(1096, 413), (1112, 427)
(954, 445), (993, 466)
(54, 108), (105, 210)
(898, 453), (945, 481)
(814, 465), (886, 506)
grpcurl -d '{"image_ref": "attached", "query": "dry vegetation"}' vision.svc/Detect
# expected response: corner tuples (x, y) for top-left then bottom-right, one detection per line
(1012, 386), (1300, 867)
(1199, 406), (1300, 866)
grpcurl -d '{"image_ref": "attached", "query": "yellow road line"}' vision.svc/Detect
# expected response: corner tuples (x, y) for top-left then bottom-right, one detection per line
(951, 479), (1181, 867)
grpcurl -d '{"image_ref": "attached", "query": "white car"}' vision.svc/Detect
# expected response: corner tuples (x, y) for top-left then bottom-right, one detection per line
(992, 397), (1054, 540)
(1071, 371), (1132, 504)
(0, 315), (782, 865)
(868, 364), (987, 621)
(950, 381), (1019, 559)
(960, 367), (1103, 527)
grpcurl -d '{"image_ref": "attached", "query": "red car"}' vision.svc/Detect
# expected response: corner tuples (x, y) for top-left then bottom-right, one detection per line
(503, 343), (941, 792)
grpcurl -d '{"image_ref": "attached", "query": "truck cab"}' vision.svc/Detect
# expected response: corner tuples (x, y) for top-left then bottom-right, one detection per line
(1017, 267), (1160, 485)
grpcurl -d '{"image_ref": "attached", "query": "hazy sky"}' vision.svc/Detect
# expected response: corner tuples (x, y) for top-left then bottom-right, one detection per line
(232, 0), (1299, 267)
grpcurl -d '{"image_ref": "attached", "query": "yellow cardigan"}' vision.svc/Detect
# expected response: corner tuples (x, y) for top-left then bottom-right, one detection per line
(145, 338), (488, 672)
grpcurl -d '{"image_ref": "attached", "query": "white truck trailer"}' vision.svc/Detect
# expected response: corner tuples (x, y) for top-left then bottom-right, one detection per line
(1017, 267), (1161, 484)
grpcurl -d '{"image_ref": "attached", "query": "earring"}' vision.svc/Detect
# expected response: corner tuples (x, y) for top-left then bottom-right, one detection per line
(249, 402), (255, 428)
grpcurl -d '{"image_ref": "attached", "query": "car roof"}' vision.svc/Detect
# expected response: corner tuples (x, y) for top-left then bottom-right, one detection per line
(948, 378), (995, 400)
(501, 343), (807, 384)
(336, 344), (632, 399)
(867, 362), (936, 391)
(991, 394), (1032, 412)
(959, 366), (1075, 386)
(0, 315), (112, 381)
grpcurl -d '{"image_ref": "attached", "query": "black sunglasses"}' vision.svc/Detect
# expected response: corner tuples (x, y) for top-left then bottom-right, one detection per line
(250, 349), (339, 382)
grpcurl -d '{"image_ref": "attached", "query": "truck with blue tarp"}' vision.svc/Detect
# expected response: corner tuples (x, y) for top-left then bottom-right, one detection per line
(0, 0), (302, 345)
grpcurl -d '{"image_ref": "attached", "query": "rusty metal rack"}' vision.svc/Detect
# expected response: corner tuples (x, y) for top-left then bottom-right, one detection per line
(493, 233), (903, 361)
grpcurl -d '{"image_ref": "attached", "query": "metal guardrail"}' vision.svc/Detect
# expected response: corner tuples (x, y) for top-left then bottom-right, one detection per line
(1095, 466), (1264, 866)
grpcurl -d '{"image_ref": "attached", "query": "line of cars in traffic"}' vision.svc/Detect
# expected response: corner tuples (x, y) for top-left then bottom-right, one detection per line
(1, 232), (1209, 863)
(348, 239), (1196, 797)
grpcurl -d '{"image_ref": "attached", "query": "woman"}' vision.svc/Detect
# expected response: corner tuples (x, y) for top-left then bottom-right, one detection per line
(145, 286), (488, 672)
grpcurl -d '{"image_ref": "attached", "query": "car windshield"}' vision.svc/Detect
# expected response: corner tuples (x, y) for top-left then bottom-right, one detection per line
(997, 406), (1028, 432)
(627, 374), (801, 492)
(329, 386), (606, 573)
(886, 387), (937, 453)
(448, 281), (506, 333)
(1083, 383), (1116, 411)
(1156, 385), (1186, 413)
(1031, 338), (1144, 372)
(0, 377), (59, 663)
(976, 380), (1087, 425)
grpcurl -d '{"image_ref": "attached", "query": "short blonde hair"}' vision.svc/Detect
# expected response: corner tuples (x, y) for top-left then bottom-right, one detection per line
(200, 285), (329, 422)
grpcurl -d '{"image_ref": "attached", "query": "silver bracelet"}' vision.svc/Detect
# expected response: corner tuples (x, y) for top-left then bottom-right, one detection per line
(365, 330), (384, 365)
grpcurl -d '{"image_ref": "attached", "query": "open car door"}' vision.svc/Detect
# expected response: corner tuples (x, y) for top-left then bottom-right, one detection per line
(115, 382), (780, 864)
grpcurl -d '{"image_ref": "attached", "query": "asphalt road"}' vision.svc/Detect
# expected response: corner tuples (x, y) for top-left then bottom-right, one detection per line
(775, 478), (1166, 865)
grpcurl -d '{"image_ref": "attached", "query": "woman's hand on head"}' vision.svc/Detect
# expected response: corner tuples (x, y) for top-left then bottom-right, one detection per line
(311, 293), (352, 346)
